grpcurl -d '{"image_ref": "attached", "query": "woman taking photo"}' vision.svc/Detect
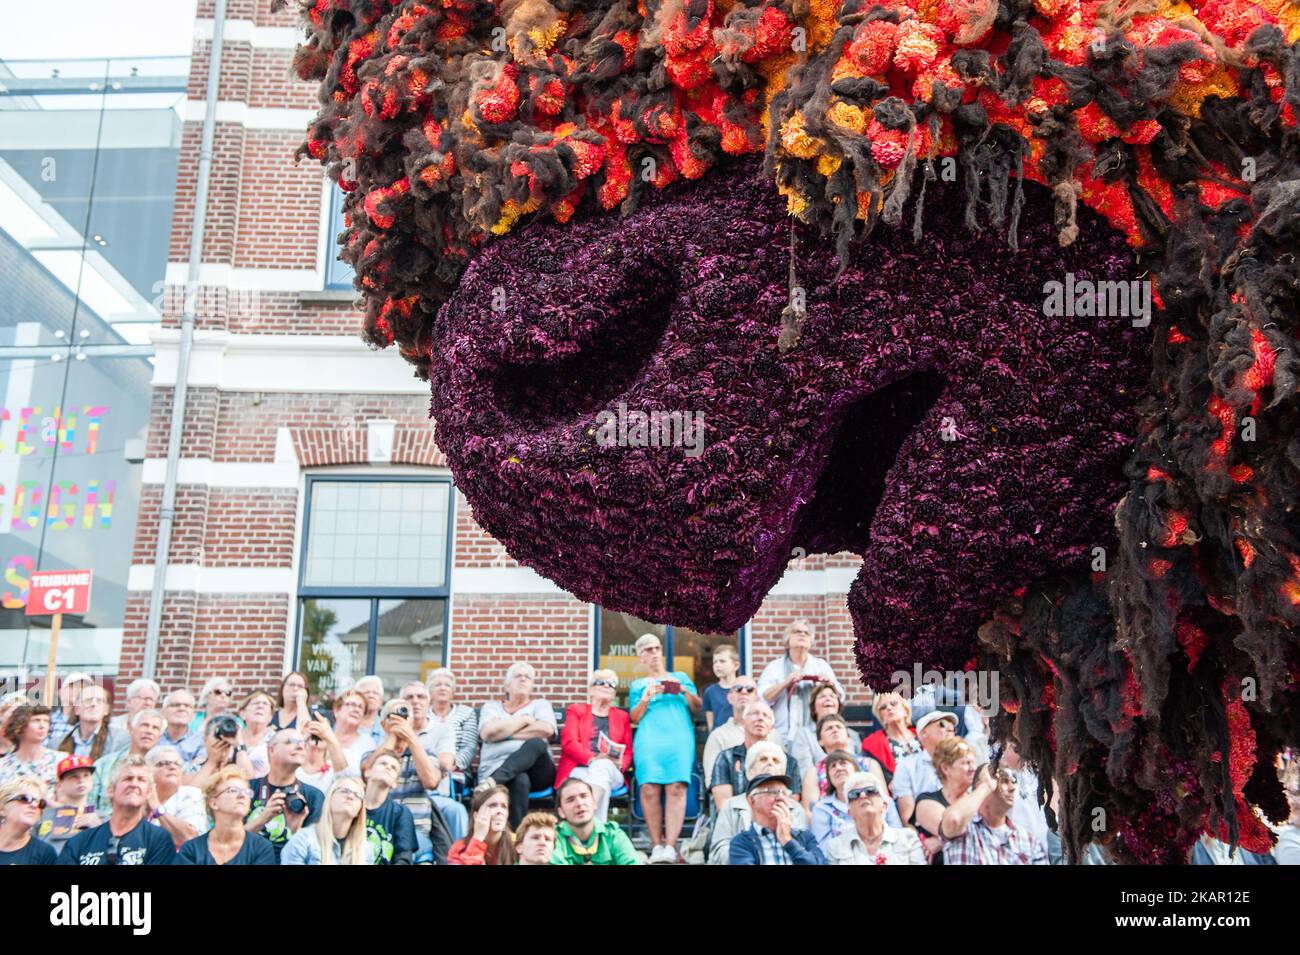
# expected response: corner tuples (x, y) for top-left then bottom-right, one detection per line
(271, 672), (311, 731)
(448, 783), (517, 865)
(175, 766), (275, 865)
(0, 776), (57, 864)
(861, 692), (919, 778)
(189, 678), (237, 734)
(628, 633), (700, 865)
(238, 691), (276, 778)
(556, 669), (633, 824)
(912, 735), (979, 866)
(281, 777), (372, 865)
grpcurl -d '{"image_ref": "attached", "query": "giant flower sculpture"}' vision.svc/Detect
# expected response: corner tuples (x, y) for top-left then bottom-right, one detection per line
(276, 0), (1300, 862)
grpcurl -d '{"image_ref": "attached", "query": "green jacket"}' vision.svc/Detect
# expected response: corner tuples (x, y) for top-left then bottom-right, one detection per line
(549, 819), (642, 865)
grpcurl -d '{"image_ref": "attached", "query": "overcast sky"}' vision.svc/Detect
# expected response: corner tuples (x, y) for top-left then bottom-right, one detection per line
(0, 1), (199, 61)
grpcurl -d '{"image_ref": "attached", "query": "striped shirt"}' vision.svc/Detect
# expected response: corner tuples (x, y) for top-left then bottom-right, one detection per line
(749, 824), (793, 865)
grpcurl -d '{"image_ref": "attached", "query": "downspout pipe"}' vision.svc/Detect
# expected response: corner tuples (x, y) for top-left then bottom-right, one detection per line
(142, 0), (227, 678)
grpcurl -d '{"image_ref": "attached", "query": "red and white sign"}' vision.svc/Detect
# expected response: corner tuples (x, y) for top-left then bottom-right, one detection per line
(26, 569), (93, 616)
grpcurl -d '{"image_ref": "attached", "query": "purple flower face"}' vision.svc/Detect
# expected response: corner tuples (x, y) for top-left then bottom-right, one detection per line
(430, 159), (1148, 684)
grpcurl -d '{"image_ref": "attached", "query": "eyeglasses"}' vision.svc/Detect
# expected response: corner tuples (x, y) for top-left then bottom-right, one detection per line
(591, 679), (617, 689)
(152, 760), (182, 770)
(210, 688), (232, 696)
(751, 787), (791, 799)
(219, 786), (254, 800)
(5, 793), (44, 808)
(278, 738), (306, 747)
(335, 788), (364, 801)
(732, 685), (757, 694)
(847, 787), (881, 802)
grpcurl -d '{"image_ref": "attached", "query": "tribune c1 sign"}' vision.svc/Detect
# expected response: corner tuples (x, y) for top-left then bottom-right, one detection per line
(25, 569), (93, 617)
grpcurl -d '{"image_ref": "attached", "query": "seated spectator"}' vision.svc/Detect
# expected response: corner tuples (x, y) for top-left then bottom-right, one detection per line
(892, 709), (956, 832)
(174, 766), (275, 865)
(1277, 764), (1299, 865)
(479, 662), (557, 828)
(999, 738), (1049, 852)
(56, 756), (175, 865)
(146, 745), (206, 848)
(189, 677), (236, 734)
(556, 669), (633, 824)
(0, 776), (57, 865)
(0, 692), (29, 758)
(237, 691), (276, 777)
(708, 741), (808, 865)
(757, 620), (845, 743)
(515, 811), (559, 866)
(939, 764), (1048, 865)
(158, 691), (206, 774)
(702, 674), (765, 789)
(55, 683), (127, 761)
(187, 714), (257, 793)
(45, 672), (94, 746)
(448, 783), (517, 865)
(361, 750), (417, 865)
(330, 689), (374, 774)
(702, 643), (741, 732)
(281, 777), (373, 865)
(37, 755), (102, 852)
(811, 749), (903, 852)
(791, 682), (862, 779)
(727, 772), (826, 865)
(246, 729), (325, 862)
(711, 700), (803, 810)
(550, 777), (641, 865)
(825, 772), (925, 865)
(425, 669), (478, 792)
(89, 709), (163, 815)
(109, 678), (160, 734)
(296, 714), (342, 795)
(804, 714), (887, 800)
(0, 703), (60, 788)
(629, 633), (701, 863)
(861, 691), (920, 779)
(913, 735), (980, 865)
(353, 675), (386, 744)
(271, 671), (310, 731)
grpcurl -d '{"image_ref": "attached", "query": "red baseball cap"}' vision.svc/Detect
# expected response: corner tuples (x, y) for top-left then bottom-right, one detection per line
(56, 755), (94, 779)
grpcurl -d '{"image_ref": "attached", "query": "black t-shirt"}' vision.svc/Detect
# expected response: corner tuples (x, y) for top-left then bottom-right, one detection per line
(589, 714), (610, 754)
(0, 837), (58, 865)
(913, 789), (949, 867)
(365, 796), (417, 865)
(712, 743), (803, 798)
(246, 776), (324, 861)
(55, 819), (176, 866)
(174, 831), (277, 866)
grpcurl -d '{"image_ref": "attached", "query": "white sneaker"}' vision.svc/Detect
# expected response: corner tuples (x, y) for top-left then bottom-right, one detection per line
(649, 845), (674, 864)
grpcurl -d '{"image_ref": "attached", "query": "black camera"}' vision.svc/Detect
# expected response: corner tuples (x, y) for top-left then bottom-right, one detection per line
(285, 785), (307, 815)
(210, 714), (240, 740)
(390, 703), (410, 720)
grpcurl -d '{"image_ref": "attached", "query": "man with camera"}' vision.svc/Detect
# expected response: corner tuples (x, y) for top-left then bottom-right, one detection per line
(361, 695), (467, 848)
(245, 729), (324, 861)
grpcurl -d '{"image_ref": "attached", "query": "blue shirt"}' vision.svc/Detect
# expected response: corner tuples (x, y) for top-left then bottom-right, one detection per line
(0, 838), (57, 865)
(56, 818), (176, 866)
(246, 777), (324, 861)
(702, 683), (734, 728)
(174, 832), (277, 865)
(155, 727), (207, 772)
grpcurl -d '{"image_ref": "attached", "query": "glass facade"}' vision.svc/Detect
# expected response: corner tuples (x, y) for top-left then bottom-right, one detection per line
(0, 56), (186, 683)
(594, 608), (743, 709)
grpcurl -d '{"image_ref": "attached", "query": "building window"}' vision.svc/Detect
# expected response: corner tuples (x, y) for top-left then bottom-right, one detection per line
(324, 185), (355, 291)
(593, 607), (744, 709)
(296, 476), (453, 700)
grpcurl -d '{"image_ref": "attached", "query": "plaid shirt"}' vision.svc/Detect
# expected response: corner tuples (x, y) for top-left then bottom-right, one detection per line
(749, 824), (793, 865)
(943, 813), (1048, 865)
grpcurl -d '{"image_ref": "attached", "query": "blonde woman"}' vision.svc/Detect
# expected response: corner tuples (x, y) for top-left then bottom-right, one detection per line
(912, 735), (979, 865)
(281, 777), (372, 865)
(0, 776), (57, 864)
(238, 691), (276, 777)
(175, 766), (275, 865)
(861, 691), (919, 777)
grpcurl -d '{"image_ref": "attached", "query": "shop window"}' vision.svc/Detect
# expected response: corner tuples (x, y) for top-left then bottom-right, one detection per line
(324, 186), (355, 290)
(593, 608), (744, 710)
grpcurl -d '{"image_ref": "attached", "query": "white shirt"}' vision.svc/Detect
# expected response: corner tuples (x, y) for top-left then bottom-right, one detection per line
(153, 785), (208, 834)
(756, 653), (844, 741)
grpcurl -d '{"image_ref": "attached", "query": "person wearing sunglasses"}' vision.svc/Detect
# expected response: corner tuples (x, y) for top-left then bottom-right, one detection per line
(189, 678), (238, 735)
(174, 766), (275, 865)
(727, 772), (826, 865)
(824, 772), (924, 865)
(146, 745), (206, 848)
(0, 777), (57, 865)
(56, 756), (175, 865)
(555, 669), (633, 824)
(702, 675), (771, 790)
(281, 777), (373, 865)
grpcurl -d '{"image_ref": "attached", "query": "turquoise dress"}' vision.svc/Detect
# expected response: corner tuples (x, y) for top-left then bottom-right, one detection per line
(629, 672), (698, 784)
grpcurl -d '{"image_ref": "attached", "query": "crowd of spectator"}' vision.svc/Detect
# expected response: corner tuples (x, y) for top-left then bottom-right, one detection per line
(0, 619), (1297, 867)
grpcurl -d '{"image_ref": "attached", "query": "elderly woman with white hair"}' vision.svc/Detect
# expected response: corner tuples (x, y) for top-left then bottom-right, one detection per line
(353, 675), (386, 744)
(145, 744), (206, 848)
(629, 632), (701, 864)
(556, 669), (633, 823)
(189, 677), (239, 734)
(425, 668), (479, 791)
(757, 620), (845, 743)
(824, 770), (925, 865)
(478, 662), (557, 827)
(707, 741), (808, 864)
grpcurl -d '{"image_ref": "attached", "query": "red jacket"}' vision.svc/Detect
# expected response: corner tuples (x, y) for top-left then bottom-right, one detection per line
(555, 703), (633, 787)
(862, 727), (917, 777)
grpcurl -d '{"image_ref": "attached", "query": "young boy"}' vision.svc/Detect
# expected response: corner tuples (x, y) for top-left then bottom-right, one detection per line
(702, 644), (741, 731)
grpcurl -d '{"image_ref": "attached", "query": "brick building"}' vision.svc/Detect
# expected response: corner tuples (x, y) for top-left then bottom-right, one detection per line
(111, 1), (874, 714)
